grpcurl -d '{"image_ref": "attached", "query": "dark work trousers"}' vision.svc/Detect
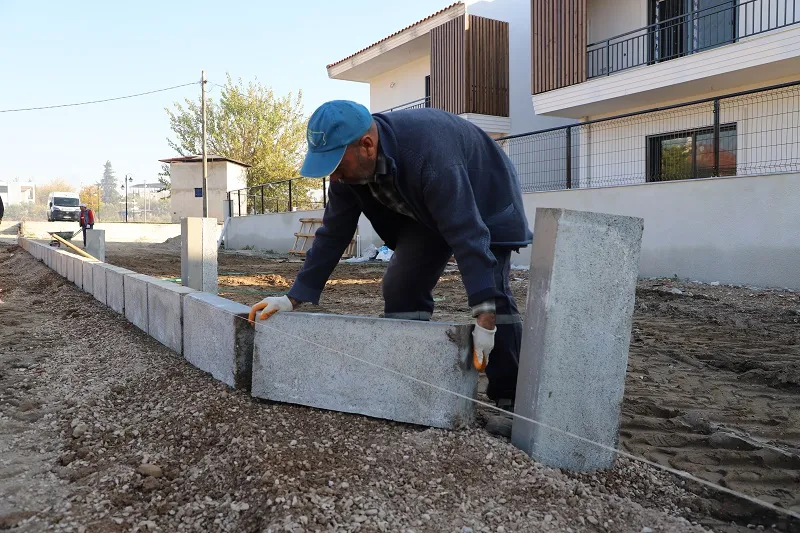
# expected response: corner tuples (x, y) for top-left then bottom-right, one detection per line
(381, 219), (522, 403)
(82, 224), (93, 246)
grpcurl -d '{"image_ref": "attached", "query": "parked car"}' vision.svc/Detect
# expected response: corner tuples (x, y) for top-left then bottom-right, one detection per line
(47, 191), (81, 222)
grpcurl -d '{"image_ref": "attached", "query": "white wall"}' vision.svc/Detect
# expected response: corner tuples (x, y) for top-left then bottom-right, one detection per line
(587, 0), (647, 44)
(369, 56), (431, 113)
(226, 172), (799, 289)
(574, 84), (800, 187)
(225, 210), (383, 254)
(19, 221), (190, 243)
(512, 172), (800, 289)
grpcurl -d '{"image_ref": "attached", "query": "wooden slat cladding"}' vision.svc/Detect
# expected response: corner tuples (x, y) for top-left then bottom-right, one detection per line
(465, 15), (510, 117)
(531, 0), (586, 95)
(430, 16), (466, 115)
(430, 14), (509, 117)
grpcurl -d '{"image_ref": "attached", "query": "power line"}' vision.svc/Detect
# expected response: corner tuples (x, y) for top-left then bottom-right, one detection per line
(0, 82), (199, 114)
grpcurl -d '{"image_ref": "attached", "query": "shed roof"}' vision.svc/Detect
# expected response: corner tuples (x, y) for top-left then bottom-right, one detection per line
(158, 154), (251, 168)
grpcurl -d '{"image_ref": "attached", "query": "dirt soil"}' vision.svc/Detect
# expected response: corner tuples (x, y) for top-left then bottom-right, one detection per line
(1, 240), (798, 532)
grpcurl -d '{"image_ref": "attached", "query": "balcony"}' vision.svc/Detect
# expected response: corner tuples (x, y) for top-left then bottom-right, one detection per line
(586, 0), (800, 79)
(378, 97), (430, 113)
(531, 0), (800, 118)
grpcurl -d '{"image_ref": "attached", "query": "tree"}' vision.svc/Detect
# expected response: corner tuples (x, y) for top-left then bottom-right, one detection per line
(101, 161), (122, 204)
(35, 179), (76, 205)
(79, 184), (102, 213)
(165, 73), (313, 210)
(157, 163), (171, 197)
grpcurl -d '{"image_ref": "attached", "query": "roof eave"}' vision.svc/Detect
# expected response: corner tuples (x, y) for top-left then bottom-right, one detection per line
(326, 2), (466, 81)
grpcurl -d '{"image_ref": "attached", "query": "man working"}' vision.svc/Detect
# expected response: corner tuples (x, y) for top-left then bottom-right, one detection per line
(252, 100), (531, 413)
(78, 204), (95, 246)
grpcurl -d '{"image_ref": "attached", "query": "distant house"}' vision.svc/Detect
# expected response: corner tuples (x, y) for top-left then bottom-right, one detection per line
(158, 154), (249, 223)
(0, 181), (35, 207)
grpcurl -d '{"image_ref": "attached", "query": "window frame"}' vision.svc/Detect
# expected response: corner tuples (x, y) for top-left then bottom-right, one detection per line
(646, 122), (737, 182)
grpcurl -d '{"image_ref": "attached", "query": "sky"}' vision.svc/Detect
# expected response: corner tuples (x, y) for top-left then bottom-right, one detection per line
(0, 0), (452, 191)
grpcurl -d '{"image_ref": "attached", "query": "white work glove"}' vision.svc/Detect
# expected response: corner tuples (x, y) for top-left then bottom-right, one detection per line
(472, 322), (497, 372)
(249, 295), (294, 323)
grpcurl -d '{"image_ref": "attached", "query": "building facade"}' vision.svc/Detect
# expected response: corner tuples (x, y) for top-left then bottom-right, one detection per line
(159, 155), (249, 223)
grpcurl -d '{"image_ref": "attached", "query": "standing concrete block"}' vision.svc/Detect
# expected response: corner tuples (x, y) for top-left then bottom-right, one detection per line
(124, 274), (156, 333)
(81, 260), (99, 293)
(252, 313), (478, 429)
(147, 279), (197, 354)
(56, 251), (69, 278)
(66, 254), (79, 285)
(104, 266), (136, 314)
(85, 229), (105, 262)
(511, 208), (643, 472)
(183, 293), (254, 390)
(181, 217), (218, 294)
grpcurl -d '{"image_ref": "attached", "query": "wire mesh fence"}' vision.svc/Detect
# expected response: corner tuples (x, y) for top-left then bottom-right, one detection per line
(498, 81), (800, 193)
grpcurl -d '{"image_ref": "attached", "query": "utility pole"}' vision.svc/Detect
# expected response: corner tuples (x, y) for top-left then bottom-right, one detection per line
(201, 70), (209, 217)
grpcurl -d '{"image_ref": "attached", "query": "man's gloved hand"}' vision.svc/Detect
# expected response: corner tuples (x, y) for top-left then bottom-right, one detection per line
(248, 295), (295, 324)
(472, 322), (496, 372)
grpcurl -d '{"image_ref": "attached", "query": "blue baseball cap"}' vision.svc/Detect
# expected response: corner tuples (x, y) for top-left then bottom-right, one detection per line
(300, 100), (373, 178)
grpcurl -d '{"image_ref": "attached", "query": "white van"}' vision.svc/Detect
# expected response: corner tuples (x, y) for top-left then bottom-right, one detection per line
(47, 191), (81, 222)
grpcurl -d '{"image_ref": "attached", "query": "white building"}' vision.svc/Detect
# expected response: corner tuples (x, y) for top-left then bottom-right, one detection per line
(522, 0), (800, 189)
(159, 155), (249, 223)
(326, 0), (575, 138)
(315, 0), (800, 289)
(0, 180), (35, 207)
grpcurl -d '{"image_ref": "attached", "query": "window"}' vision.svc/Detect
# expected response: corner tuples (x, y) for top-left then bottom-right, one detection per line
(0, 186), (8, 193)
(194, 188), (203, 197)
(647, 124), (737, 182)
(424, 75), (431, 107)
(649, 0), (736, 63)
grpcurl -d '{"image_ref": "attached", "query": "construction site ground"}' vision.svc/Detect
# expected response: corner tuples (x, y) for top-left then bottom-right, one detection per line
(1, 239), (799, 532)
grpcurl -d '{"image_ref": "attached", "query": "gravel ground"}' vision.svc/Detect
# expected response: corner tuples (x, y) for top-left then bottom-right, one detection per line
(3, 241), (798, 532)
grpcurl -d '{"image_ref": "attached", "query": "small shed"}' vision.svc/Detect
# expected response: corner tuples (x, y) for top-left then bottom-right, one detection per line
(159, 154), (250, 223)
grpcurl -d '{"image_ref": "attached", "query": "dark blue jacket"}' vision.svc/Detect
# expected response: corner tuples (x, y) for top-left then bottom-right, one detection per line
(288, 108), (532, 307)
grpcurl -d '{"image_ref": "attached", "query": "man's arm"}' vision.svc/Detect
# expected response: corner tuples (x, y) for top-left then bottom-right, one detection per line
(286, 182), (362, 306)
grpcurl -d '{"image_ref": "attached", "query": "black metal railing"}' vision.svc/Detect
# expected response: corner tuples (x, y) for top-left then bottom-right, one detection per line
(587, 0), (800, 79)
(378, 97), (431, 113)
(227, 177), (328, 216)
(496, 79), (800, 192)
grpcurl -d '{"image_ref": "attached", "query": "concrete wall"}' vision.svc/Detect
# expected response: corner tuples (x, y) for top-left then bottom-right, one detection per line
(225, 209), (383, 254)
(511, 172), (800, 289)
(227, 172), (799, 289)
(19, 221), (190, 243)
(169, 160), (248, 223)
(369, 56), (431, 112)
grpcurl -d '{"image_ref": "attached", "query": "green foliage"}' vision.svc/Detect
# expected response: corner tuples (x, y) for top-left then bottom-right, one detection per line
(101, 161), (123, 204)
(165, 73), (315, 210)
(4, 202), (47, 221)
(157, 163), (171, 196)
(35, 178), (76, 206)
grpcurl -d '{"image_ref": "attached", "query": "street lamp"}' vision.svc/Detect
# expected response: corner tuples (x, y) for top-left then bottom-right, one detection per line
(121, 174), (133, 222)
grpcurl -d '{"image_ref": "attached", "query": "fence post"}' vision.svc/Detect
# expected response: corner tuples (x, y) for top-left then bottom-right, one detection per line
(713, 98), (721, 177)
(237, 190), (242, 217)
(288, 180), (293, 212)
(322, 177), (327, 208)
(260, 185), (265, 215)
(566, 126), (573, 189)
